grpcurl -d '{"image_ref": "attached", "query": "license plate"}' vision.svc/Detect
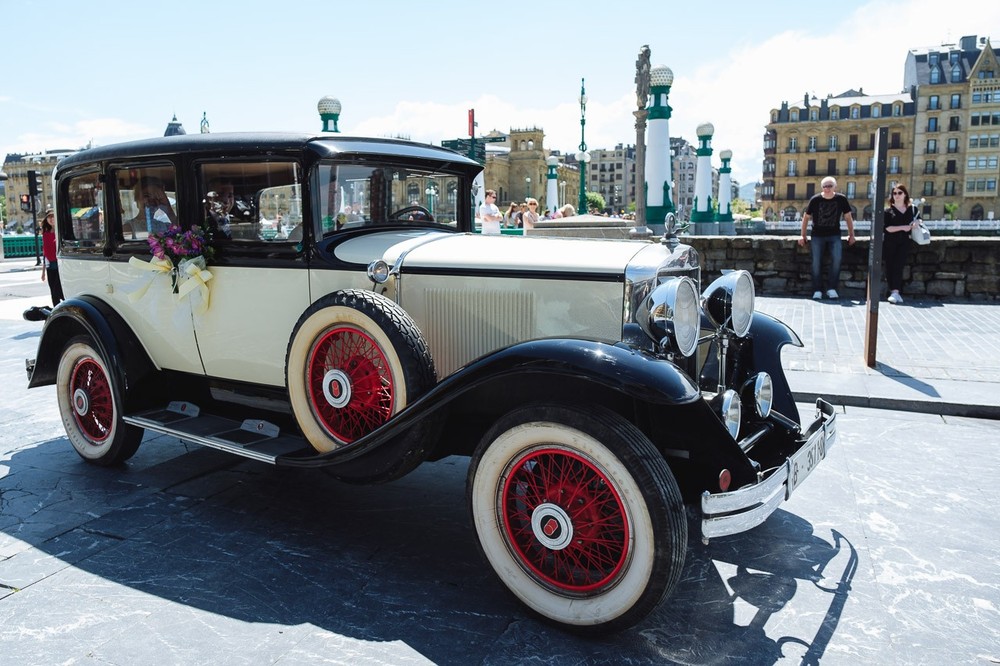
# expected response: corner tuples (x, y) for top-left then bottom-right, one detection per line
(787, 429), (827, 496)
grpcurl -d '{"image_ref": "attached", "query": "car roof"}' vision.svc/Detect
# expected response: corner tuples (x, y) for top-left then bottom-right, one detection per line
(55, 132), (482, 173)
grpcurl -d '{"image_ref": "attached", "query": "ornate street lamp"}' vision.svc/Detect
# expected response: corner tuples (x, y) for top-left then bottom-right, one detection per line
(577, 78), (590, 215)
(425, 182), (438, 216)
(525, 176), (531, 199)
(318, 96), (342, 133)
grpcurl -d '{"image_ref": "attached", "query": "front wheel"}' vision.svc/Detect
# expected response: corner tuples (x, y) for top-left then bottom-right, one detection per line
(56, 336), (143, 466)
(467, 404), (687, 632)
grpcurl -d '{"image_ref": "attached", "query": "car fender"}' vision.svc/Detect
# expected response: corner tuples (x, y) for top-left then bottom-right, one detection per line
(28, 297), (158, 412)
(749, 311), (803, 424)
(282, 338), (704, 469)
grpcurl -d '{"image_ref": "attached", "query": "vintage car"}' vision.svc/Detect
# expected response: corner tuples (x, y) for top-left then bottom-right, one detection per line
(27, 133), (836, 632)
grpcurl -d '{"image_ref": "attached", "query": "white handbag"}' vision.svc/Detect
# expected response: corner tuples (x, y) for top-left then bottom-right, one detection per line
(910, 219), (931, 245)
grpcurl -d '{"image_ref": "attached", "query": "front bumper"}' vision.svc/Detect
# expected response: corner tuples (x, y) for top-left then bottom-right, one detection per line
(700, 398), (838, 541)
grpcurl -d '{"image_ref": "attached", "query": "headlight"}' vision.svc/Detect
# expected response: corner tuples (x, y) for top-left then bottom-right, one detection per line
(367, 260), (390, 284)
(711, 389), (742, 439)
(742, 372), (773, 419)
(702, 270), (755, 337)
(636, 276), (700, 357)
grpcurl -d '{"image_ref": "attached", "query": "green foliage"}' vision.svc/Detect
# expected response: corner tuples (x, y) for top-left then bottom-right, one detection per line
(731, 198), (752, 216)
(944, 202), (959, 220)
(585, 191), (605, 213)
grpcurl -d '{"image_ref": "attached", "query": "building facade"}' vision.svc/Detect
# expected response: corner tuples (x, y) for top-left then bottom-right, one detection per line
(481, 128), (581, 213)
(906, 35), (998, 221)
(763, 35), (998, 223)
(587, 144), (634, 213)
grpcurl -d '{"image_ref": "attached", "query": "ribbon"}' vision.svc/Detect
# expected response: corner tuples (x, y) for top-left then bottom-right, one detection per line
(120, 255), (174, 303)
(176, 257), (213, 315)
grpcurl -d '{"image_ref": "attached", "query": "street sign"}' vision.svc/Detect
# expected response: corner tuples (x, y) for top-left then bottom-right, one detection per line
(481, 136), (506, 143)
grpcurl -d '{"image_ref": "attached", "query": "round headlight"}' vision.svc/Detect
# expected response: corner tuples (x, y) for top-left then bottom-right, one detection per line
(715, 389), (741, 439)
(742, 372), (773, 419)
(638, 277), (700, 357)
(702, 270), (755, 337)
(367, 260), (390, 284)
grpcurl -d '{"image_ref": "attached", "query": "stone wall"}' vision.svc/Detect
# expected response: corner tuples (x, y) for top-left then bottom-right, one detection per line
(685, 235), (1000, 302)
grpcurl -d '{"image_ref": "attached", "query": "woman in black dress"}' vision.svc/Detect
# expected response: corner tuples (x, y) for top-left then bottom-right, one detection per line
(883, 184), (918, 304)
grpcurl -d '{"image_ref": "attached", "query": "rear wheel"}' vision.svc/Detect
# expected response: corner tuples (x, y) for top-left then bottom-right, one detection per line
(56, 336), (143, 466)
(467, 404), (687, 632)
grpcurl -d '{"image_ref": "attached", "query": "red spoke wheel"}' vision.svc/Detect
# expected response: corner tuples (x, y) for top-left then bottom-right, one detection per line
(287, 290), (437, 469)
(56, 337), (142, 465)
(468, 404), (687, 632)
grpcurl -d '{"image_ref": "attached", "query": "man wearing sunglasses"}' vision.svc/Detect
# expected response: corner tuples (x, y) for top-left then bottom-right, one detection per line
(798, 176), (856, 300)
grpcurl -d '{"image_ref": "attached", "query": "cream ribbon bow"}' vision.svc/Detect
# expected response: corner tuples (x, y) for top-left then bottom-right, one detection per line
(176, 257), (213, 315)
(121, 255), (174, 303)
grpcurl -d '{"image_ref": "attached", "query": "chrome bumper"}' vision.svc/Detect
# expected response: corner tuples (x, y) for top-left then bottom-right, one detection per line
(700, 398), (838, 541)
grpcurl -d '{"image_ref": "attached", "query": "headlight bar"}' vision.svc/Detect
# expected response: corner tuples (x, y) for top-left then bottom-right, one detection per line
(636, 276), (700, 358)
(702, 270), (755, 337)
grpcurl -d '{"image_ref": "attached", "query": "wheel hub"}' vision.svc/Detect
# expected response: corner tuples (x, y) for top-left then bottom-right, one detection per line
(530, 502), (574, 550)
(321, 369), (352, 408)
(73, 388), (90, 416)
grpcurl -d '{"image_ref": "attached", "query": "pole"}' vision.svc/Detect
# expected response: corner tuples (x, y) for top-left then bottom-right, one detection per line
(864, 126), (889, 368)
(578, 78), (588, 215)
(631, 45), (652, 238)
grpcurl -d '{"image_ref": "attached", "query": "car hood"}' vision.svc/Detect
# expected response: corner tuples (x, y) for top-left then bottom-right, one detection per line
(385, 232), (651, 276)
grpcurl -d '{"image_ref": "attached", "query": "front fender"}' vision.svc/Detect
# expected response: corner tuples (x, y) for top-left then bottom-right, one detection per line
(749, 312), (803, 424)
(278, 338), (704, 469)
(27, 296), (157, 412)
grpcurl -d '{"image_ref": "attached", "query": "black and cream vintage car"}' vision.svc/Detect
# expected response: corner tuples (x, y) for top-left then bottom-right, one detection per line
(27, 133), (836, 632)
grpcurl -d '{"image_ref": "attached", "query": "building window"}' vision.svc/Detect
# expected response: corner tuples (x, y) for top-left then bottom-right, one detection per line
(931, 68), (941, 84)
(944, 180), (956, 195)
(950, 93), (961, 108)
(923, 182), (934, 196)
(892, 104), (902, 117)
(949, 116), (961, 131)
(846, 182), (856, 198)
(850, 106), (860, 119)
(928, 117), (939, 132)
(847, 157), (858, 175)
(828, 135), (838, 151)
(831, 107), (840, 120)
(788, 137), (798, 152)
(926, 139), (937, 154)
(889, 156), (900, 174)
(810, 108), (818, 121)
(808, 136), (818, 151)
(872, 105), (881, 118)
(947, 138), (959, 153)
(928, 95), (940, 110)
(787, 160), (797, 176)
(924, 160), (936, 174)
(929, 53), (939, 66)
(951, 64), (962, 83)
(791, 110), (799, 121)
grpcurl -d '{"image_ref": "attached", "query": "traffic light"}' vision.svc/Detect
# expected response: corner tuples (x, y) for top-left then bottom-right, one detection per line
(20, 193), (31, 211)
(27, 169), (39, 196)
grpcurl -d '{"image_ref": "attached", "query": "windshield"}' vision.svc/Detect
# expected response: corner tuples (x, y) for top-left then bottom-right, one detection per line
(316, 162), (464, 235)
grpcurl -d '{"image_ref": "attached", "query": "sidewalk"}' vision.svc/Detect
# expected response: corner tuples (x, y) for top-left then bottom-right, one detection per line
(4, 256), (998, 419)
(756, 294), (1000, 419)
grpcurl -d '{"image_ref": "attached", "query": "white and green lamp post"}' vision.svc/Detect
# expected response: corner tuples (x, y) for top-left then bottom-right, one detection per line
(576, 78), (590, 215)
(318, 96), (342, 133)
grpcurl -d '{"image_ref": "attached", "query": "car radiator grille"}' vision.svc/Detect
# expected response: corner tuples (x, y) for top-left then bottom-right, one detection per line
(422, 288), (536, 378)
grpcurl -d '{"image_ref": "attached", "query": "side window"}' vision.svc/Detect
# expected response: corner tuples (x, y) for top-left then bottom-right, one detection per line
(61, 171), (105, 248)
(113, 165), (179, 241)
(198, 161), (301, 242)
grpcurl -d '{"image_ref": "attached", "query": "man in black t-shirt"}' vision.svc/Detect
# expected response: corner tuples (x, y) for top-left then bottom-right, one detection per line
(798, 177), (856, 299)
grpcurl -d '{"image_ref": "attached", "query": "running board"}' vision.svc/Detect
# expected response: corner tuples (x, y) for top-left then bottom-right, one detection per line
(124, 401), (312, 464)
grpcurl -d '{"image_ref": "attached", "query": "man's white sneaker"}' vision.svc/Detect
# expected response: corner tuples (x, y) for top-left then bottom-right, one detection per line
(826, 289), (839, 299)
(888, 292), (902, 304)
(812, 291), (822, 300)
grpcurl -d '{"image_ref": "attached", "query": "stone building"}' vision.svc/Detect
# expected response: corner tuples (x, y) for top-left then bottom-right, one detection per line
(481, 128), (581, 212)
(762, 34), (998, 223)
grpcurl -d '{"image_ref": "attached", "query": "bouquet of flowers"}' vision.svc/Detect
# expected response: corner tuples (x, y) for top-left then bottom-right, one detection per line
(148, 224), (214, 266)
(123, 224), (214, 313)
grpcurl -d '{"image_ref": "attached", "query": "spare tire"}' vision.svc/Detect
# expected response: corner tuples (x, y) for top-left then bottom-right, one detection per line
(286, 290), (438, 478)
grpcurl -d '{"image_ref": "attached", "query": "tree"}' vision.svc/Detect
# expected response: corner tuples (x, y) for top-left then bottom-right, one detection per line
(585, 191), (605, 213)
(944, 202), (959, 221)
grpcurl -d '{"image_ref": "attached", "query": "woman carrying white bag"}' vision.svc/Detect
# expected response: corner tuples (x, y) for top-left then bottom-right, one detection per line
(883, 183), (923, 304)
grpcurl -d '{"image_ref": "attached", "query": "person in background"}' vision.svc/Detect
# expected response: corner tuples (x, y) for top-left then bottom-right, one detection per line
(40, 209), (64, 307)
(503, 202), (519, 229)
(559, 203), (576, 218)
(522, 198), (540, 232)
(883, 183), (918, 305)
(798, 176), (856, 300)
(479, 189), (502, 235)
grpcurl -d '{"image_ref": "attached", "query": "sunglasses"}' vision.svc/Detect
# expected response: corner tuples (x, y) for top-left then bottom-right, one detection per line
(892, 190), (905, 195)
(821, 184), (834, 189)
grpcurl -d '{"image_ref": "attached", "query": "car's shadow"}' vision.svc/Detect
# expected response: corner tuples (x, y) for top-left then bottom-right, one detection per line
(0, 435), (855, 665)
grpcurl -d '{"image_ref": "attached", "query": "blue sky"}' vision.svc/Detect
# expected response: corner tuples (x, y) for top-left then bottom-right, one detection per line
(1, 0), (996, 186)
